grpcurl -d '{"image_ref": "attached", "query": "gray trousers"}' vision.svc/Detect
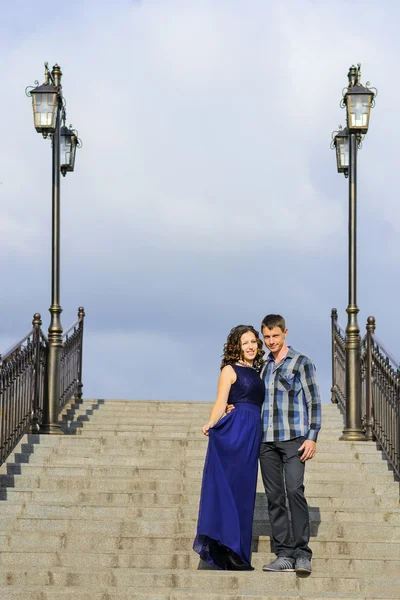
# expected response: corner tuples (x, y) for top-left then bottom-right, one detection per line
(259, 437), (312, 560)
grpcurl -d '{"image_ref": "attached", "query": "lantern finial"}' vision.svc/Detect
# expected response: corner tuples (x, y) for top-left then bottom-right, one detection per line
(347, 63), (361, 88)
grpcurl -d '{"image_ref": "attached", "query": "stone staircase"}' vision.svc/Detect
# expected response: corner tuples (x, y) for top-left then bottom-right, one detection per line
(0, 399), (399, 600)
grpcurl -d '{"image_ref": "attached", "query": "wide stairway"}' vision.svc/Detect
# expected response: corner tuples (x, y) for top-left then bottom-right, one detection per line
(0, 400), (399, 600)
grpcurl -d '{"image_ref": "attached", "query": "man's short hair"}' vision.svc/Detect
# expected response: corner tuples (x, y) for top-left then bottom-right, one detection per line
(261, 314), (286, 332)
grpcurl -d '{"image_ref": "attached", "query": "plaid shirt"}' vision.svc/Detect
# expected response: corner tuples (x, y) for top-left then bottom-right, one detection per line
(260, 347), (322, 443)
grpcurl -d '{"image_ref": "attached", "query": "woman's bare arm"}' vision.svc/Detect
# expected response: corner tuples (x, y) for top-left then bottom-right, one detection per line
(202, 366), (236, 436)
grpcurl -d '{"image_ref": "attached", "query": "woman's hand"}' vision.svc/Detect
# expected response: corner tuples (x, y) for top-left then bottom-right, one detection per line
(202, 422), (213, 436)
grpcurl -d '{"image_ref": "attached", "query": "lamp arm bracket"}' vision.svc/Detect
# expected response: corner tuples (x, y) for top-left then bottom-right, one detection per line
(25, 81), (39, 97)
(330, 125), (345, 149)
(71, 127), (83, 148)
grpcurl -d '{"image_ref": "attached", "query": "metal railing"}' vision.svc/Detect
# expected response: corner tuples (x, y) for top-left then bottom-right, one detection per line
(60, 307), (85, 411)
(331, 309), (400, 480)
(330, 308), (346, 412)
(0, 307), (85, 465)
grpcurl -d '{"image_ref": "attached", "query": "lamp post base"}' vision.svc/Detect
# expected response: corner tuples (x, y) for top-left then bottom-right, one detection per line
(340, 428), (365, 441)
(40, 423), (63, 435)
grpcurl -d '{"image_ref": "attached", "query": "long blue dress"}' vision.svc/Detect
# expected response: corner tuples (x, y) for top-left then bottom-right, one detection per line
(193, 365), (265, 569)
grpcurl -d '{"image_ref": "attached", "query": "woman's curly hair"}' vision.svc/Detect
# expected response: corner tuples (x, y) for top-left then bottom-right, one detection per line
(220, 325), (265, 370)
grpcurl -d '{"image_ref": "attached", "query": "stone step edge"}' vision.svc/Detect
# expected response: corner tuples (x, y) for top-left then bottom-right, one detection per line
(2, 589), (398, 600)
(1, 506), (399, 516)
(2, 531), (400, 544)
(1, 594), (399, 600)
(3, 550), (398, 562)
(2, 499), (398, 509)
(0, 565), (392, 579)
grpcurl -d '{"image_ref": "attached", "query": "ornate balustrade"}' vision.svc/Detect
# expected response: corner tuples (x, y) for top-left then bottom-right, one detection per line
(0, 307), (85, 465)
(330, 309), (346, 412)
(331, 309), (400, 480)
(60, 307), (85, 411)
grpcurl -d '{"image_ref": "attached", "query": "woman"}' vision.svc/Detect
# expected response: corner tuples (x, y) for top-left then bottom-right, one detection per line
(193, 325), (265, 570)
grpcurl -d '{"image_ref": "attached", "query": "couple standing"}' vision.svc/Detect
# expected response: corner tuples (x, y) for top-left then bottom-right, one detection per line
(193, 314), (322, 575)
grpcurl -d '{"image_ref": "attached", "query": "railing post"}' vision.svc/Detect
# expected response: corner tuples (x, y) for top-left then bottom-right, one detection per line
(30, 313), (42, 433)
(364, 316), (376, 441)
(74, 306), (85, 404)
(331, 308), (338, 404)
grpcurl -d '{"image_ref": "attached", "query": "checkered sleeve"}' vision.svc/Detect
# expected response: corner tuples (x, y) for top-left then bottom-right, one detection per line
(299, 357), (322, 442)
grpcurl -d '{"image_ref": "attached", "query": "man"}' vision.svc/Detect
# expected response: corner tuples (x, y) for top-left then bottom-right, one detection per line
(228, 314), (322, 575)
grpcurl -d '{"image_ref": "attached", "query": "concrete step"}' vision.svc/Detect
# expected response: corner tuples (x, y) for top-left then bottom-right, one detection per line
(15, 436), (385, 455)
(130, 592), (400, 600)
(11, 454), (394, 475)
(15, 428), (384, 458)
(1, 473), (397, 496)
(2, 489), (398, 509)
(0, 463), (395, 483)
(60, 409), (344, 429)
(0, 567), (399, 598)
(1, 567), (396, 595)
(0, 550), (399, 575)
(14, 446), (387, 464)
(66, 422), (345, 433)
(0, 502), (399, 525)
(61, 403), (345, 417)
(0, 515), (399, 540)
(10, 441), (388, 463)
(71, 398), (343, 409)
(1, 589), (398, 600)
(0, 566), (400, 594)
(2, 531), (400, 559)
(70, 430), (358, 441)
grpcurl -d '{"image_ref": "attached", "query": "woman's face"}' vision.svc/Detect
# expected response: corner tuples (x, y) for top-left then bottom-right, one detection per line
(240, 331), (258, 362)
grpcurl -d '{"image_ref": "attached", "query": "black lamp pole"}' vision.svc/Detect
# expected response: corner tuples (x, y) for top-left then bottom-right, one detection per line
(43, 64), (63, 434)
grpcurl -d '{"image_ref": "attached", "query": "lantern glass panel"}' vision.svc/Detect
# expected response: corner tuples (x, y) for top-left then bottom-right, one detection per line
(337, 137), (349, 171)
(346, 93), (372, 131)
(60, 132), (72, 167)
(60, 130), (77, 173)
(31, 89), (58, 132)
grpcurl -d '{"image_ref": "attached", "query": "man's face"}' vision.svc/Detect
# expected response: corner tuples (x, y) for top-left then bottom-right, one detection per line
(262, 326), (288, 354)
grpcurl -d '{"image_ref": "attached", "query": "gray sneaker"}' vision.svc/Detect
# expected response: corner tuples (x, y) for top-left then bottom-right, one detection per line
(262, 557), (295, 572)
(295, 557), (312, 576)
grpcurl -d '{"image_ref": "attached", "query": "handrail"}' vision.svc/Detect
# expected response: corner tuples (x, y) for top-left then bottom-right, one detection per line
(0, 328), (36, 363)
(371, 334), (400, 369)
(63, 316), (83, 339)
(40, 331), (49, 345)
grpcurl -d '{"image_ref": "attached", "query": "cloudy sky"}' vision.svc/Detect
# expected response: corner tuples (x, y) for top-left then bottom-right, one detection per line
(0, 0), (398, 403)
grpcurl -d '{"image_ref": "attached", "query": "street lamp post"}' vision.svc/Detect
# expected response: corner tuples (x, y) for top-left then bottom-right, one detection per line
(27, 62), (81, 434)
(332, 64), (376, 441)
